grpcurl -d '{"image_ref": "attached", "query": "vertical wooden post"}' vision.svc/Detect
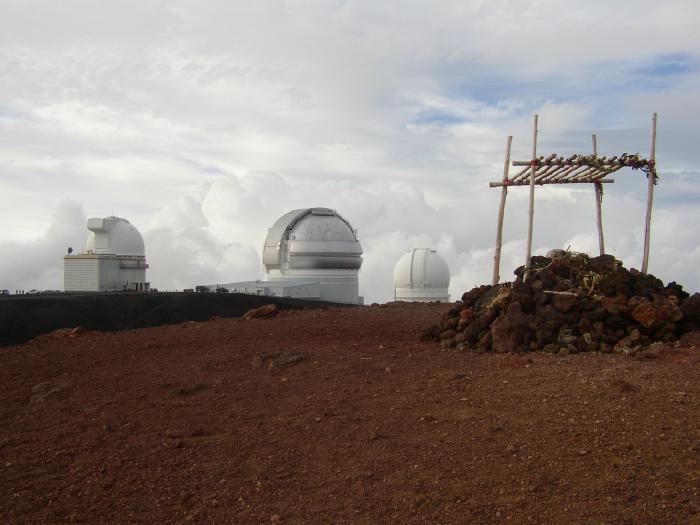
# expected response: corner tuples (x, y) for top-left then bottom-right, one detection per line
(593, 134), (605, 255)
(492, 135), (513, 285)
(641, 112), (657, 274)
(524, 114), (538, 278)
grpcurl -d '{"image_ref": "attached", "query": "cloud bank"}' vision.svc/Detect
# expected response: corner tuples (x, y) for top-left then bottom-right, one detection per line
(1, 1), (699, 302)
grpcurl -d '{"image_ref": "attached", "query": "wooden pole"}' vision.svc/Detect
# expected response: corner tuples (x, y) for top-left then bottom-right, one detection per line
(593, 134), (605, 255)
(524, 114), (538, 278)
(641, 112), (657, 274)
(492, 135), (513, 285)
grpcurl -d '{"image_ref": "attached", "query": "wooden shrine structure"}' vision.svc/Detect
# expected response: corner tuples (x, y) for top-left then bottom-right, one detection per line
(491, 113), (658, 285)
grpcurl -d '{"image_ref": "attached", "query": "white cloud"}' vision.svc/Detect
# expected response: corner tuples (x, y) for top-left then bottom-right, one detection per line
(0, 202), (85, 292)
(1, 1), (699, 302)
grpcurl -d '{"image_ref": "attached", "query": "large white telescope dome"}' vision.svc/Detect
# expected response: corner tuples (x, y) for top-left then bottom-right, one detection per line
(393, 248), (450, 302)
(262, 208), (363, 303)
(85, 216), (145, 256)
(263, 208), (362, 272)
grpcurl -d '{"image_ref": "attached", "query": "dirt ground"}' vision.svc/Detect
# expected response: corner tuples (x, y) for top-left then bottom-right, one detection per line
(2, 302), (700, 524)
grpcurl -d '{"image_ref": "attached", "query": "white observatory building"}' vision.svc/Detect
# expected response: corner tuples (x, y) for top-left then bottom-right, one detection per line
(64, 216), (149, 292)
(393, 248), (450, 302)
(208, 208), (363, 304)
(262, 208), (363, 303)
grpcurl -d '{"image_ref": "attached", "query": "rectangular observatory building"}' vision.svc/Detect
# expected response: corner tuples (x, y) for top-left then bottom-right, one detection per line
(64, 217), (149, 292)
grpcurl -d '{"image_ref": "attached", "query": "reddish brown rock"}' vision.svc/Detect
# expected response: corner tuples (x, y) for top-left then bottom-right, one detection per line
(631, 300), (678, 329)
(463, 307), (498, 344)
(490, 302), (530, 353)
(551, 293), (578, 313)
(627, 296), (646, 309)
(681, 293), (700, 326)
(243, 304), (279, 320)
(614, 336), (632, 351)
(592, 321), (605, 335)
(445, 317), (459, 329)
(629, 328), (641, 344)
(439, 329), (457, 341)
(601, 295), (629, 316)
(34, 326), (90, 343)
(69, 326), (87, 337)
(477, 330), (492, 350)
(530, 279), (544, 293)
(459, 308), (475, 321)
(457, 308), (475, 331)
(419, 325), (441, 342)
(461, 285), (491, 307)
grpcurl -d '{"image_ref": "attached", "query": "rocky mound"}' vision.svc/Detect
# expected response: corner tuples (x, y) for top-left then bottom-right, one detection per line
(427, 253), (700, 354)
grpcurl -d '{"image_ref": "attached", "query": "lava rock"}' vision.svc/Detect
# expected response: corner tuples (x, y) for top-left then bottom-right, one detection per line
(461, 285), (492, 308)
(243, 304), (279, 320)
(490, 302), (530, 353)
(252, 350), (307, 369)
(425, 253), (698, 354)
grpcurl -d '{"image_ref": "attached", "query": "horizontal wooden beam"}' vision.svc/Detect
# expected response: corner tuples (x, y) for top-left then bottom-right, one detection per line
(489, 178), (615, 188)
(512, 160), (651, 167)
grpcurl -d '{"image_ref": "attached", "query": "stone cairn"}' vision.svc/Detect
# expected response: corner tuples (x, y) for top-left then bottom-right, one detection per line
(424, 253), (700, 354)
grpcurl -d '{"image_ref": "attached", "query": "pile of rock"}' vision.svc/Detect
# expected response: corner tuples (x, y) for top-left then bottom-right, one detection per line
(427, 253), (700, 354)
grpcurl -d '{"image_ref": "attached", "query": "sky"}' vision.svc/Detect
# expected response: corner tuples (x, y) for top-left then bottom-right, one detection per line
(1, 0), (700, 303)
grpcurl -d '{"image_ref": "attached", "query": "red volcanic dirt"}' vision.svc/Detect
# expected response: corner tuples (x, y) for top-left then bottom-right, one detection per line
(2, 303), (700, 524)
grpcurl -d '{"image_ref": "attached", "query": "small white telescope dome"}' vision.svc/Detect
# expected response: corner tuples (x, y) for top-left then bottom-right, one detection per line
(393, 248), (450, 302)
